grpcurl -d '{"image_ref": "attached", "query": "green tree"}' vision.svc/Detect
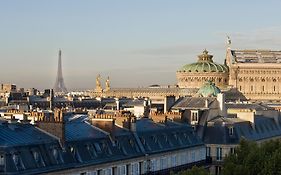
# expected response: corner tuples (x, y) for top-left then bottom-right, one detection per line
(171, 166), (209, 175)
(223, 139), (281, 175)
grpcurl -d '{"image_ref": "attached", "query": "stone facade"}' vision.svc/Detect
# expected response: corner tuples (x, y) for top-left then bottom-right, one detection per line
(226, 48), (281, 100)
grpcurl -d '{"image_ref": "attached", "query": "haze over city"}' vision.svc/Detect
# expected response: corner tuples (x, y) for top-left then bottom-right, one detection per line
(1, 0), (281, 90)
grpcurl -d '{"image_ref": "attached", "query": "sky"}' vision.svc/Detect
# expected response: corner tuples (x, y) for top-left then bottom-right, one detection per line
(1, 0), (281, 90)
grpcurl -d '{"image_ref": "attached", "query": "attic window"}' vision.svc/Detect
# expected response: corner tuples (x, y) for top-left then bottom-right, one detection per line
(164, 135), (168, 142)
(152, 136), (157, 143)
(69, 146), (74, 154)
(32, 151), (44, 167)
(129, 139), (134, 146)
(85, 144), (97, 157)
(94, 143), (102, 153)
(12, 153), (24, 170)
(52, 148), (63, 164)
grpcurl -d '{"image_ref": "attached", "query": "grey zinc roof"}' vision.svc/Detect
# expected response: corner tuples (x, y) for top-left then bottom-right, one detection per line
(172, 97), (218, 109)
(226, 103), (273, 111)
(0, 114), (205, 175)
(203, 115), (281, 145)
(135, 118), (204, 154)
(0, 122), (57, 147)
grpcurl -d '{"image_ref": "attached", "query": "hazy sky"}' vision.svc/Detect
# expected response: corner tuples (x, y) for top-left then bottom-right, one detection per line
(1, 0), (281, 90)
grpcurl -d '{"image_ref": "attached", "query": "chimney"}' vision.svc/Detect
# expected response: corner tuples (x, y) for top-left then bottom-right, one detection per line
(217, 93), (227, 117)
(130, 116), (137, 132)
(91, 116), (116, 137)
(20, 114), (30, 124)
(122, 115), (137, 132)
(49, 89), (54, 110)
(36, 109), (65, 146)
(115, 98), (120, 111)
(205, 99), (209, 108)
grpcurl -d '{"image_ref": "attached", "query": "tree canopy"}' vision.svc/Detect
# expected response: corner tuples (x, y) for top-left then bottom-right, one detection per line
(223, 139), (281, 175)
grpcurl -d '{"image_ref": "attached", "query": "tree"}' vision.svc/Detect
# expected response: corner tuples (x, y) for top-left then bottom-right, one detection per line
(171, 166), (209, 175)
(223, 139), (281, 175)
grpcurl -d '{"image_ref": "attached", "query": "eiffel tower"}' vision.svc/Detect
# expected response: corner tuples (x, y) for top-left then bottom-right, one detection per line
(53, 50), (67, 93)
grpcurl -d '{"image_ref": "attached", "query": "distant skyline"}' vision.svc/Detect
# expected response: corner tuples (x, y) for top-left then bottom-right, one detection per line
(1, 0), (281, 90)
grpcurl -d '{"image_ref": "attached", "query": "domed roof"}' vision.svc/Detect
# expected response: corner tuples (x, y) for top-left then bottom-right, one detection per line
(197, 81), (221, 97)
(178, 50), (228, 73)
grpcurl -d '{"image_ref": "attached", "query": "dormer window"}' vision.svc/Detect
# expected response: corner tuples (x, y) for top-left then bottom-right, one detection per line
(69, 146), (82, 162)
(52, 148), (63, 164)
(191, 110), (199, 122)
(86, 144), (97, 158)
(32, 151), (45, 167)
(12, 153), (24, 170)
(229, 126), (234, 136)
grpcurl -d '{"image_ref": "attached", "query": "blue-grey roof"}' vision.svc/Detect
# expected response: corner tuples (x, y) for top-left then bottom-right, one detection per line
(64, 115), (107, 141)
(135, 118), (204, 154)
(0, 122), (57, 147)
(203, 115), (281, 145)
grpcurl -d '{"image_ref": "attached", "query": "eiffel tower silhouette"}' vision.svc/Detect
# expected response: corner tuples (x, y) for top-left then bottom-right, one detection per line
(53, 50), (67, 93)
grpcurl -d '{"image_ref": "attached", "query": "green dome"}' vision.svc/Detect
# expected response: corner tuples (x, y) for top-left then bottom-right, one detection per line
(198, 81), (221, 97)
(178, 50), (228, 73)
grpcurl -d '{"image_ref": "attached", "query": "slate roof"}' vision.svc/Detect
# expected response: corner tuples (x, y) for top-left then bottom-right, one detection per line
(203, 115), (281, 145)
(226, 103), (273, 111)
(135, 118), (204, 154)
(0, 114), (204, 174)
(0, 121), (57, 147)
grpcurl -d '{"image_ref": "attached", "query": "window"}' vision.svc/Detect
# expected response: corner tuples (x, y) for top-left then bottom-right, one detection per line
(200, 148), (205, 160)
(274, 86), (276, 92)
(52, 148), (63, 164)
(216, 147), (222, 161)
(171, 155), (177, 167)
(191, 151), (196, 162)
(117, 165), (126, 175)
(88, 171), (97, 175)
(12, 153), (24, 170)
(86, 144), (97, 157)
(0, 155), (4, 166)
(229, 127), (234, 136)
(215, 166), (222, 175)
(160, 157), (167, 169)
(94, 143), (102, 153)
(191, 111), (198, 122)
(131, 163), (139, 175)
(251, 85), (253, 91)
(104, 168), (112, 175)
(180, 153), (185, 165)
(32, 151), (45, 167)
(206, 147), (211, 157)
(239, 86), (242, 91)
(230, 147), (235, 154)
(150, 159), (157, 171)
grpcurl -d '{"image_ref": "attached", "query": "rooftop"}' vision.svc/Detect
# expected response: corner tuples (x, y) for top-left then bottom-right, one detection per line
(231, 49), (281, 63)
